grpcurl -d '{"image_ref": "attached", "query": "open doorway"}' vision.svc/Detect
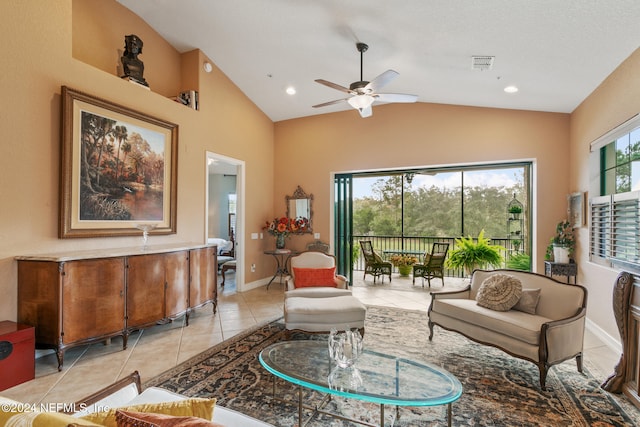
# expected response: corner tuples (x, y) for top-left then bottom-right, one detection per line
(206, 152), (245, 291)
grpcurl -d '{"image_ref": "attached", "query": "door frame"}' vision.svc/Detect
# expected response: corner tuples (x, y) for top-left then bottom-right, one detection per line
(205, 151), (245, 291)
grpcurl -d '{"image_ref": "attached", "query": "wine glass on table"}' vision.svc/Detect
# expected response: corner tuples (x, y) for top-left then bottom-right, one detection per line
(135, 224), (157, 250)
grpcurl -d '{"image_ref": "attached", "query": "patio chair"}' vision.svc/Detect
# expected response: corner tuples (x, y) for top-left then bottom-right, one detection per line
(360, 240), (392, 283)
(413, 242), (449, 287)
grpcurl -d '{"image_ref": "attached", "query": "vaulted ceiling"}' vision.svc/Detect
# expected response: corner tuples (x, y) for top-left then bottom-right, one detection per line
(117, 0), (640, 122)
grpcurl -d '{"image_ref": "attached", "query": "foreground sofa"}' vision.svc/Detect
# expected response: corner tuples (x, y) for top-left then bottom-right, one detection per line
(0, 371), (273, 427)
(428, 269), (587, 390)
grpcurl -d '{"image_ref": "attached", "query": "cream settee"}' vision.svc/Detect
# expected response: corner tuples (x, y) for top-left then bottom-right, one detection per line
(428, 269), (587, 390)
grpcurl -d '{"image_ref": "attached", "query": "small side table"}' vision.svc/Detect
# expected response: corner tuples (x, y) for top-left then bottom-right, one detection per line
(264, 249), (298, 289)
(0, 321), (35, 391)
(544, 261), (578, 284)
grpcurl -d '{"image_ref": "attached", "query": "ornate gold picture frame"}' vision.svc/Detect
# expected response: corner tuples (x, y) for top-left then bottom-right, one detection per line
(59, 86), (178, 238)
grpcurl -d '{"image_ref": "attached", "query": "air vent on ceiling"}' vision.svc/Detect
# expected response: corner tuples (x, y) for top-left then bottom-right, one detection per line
(471, 56), (494, 71)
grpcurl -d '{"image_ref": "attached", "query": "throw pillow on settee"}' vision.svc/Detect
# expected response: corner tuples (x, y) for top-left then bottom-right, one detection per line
(476, 273), (523, 311)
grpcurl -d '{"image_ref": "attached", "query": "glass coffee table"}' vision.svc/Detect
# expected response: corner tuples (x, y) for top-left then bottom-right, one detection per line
(259, 340), (462, 427)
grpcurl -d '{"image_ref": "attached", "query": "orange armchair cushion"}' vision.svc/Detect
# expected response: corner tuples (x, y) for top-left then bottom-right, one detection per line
(293, 267), (337, 287)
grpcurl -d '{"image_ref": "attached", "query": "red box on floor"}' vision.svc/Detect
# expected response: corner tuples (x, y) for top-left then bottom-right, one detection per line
(0, 321), (35, 391)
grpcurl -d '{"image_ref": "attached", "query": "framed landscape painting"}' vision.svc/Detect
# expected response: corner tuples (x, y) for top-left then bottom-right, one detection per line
(60, 86), (178, 238)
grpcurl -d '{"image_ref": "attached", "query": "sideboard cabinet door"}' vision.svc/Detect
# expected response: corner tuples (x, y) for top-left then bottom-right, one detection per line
(126, 253), (166, 328)
(164, 251), (189, 318)
(61, 258), (125, 343)
(189, 246), (217, 311)
(18, 257), (126, 370)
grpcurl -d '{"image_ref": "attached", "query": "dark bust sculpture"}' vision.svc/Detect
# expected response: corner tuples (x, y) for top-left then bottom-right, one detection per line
(121, 34), (148, 87)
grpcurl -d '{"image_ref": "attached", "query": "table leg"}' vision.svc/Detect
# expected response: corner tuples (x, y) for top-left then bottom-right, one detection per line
(380, 404), (384, 426)
(266, 255), (283, 290)
(298, 385), (303, 427)
(447, 403), (452, 427)
(272, 375), (276, 402)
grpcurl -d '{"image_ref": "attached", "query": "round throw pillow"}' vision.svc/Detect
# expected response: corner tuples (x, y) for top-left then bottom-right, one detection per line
(476, 274), (523, 311)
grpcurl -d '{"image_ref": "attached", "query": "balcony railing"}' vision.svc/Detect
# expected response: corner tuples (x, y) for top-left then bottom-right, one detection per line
(352, 234), (524, 278)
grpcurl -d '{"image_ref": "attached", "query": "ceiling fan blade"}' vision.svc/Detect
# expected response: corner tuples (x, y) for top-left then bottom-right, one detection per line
(364, 70), (399, 93)
(358, 105), (373, 118)
(315, 79), (353, 94)
(375, 93), (418, 103)
(312, 98), (348, 108)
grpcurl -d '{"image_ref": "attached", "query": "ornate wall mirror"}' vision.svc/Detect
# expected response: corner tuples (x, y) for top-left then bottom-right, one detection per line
(286, 186), (313, 234)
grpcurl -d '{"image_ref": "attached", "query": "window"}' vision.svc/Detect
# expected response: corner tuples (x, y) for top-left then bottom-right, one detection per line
(590, 114), (640, 270)
(228, 193), (237, 214)
(351, 162), (530, 242)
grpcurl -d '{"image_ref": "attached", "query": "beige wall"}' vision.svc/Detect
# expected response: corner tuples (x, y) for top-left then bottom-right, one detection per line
(0, 1), (275, 319)
(570, 47), (640, 341)
(2, 1), (636, 347)
(274, 102), (571, 271)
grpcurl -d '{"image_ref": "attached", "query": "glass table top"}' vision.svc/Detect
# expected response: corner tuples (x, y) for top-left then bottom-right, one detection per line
(259, 340), (462, 407)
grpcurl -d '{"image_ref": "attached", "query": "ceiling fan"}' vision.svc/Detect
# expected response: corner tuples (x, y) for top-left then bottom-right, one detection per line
(312, 42), (418, 118)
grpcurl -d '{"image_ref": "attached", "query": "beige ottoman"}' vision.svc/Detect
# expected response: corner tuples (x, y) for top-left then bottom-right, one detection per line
(284, 295), (366, 335)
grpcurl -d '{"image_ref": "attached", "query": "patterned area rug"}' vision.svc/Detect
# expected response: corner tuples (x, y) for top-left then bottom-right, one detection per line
(146, 306), (639, 426)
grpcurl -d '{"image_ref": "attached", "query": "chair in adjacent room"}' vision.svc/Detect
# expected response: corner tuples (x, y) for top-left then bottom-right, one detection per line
(413, 242), (449, 287)
(359, 240), (392, 283)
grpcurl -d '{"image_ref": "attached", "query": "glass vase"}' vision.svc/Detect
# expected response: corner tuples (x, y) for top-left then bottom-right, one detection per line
(275, 234), (286, 249)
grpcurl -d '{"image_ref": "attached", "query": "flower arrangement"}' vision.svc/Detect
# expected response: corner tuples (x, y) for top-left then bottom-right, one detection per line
(263, 217), (292, 237)
(389, 254), (419, 267)
(290, 216), (310, 232)
(263, 216), (310, 235)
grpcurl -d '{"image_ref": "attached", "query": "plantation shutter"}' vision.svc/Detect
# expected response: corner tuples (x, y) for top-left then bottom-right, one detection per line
(590, 192), (640, 270)
(611, 192), (640, 266)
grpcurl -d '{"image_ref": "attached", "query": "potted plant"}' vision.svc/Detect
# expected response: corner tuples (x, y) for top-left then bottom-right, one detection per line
(511, 238), (522, 252)
(548, 220), (574, 263)
(445, 229), (505, 276)
(389, 254), (418, 276)
(508, 205), (523, 219)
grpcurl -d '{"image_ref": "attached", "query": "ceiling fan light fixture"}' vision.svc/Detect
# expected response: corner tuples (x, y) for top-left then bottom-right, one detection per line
(348, 94), (374, 110)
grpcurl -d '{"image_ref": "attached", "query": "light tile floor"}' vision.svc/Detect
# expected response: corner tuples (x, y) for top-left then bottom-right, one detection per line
(2, 273), (620, 406)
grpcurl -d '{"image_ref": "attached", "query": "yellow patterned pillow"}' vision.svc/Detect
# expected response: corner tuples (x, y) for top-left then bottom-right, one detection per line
(79, 398), (216, 427)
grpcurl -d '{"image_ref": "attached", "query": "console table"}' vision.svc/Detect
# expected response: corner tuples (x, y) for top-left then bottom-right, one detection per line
(16, 243), (217, 370)
(544, 261), (578, 284)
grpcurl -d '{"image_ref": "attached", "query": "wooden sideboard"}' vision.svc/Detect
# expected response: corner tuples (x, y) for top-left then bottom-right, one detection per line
(16, 244), (217, 370)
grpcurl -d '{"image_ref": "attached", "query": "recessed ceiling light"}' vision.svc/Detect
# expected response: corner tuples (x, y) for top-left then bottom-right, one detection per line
(286, 86), (296, 95)
(504, 85), (519, 93)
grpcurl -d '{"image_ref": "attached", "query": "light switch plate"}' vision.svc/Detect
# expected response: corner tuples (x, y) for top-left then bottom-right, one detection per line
(314, 233), (320, 239)
(251, 233), (258, 239)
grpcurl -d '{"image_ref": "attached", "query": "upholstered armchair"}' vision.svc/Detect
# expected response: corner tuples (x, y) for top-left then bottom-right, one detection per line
(284, 251), (366, 334)
(285, 251), (350, 297)
(359, 240), (392, 283)
(413, 242), (449, 287)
